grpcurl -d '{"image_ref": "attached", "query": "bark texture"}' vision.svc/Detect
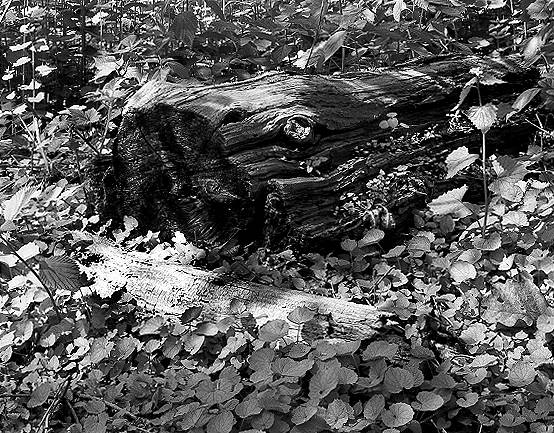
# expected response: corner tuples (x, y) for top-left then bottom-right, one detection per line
(86, 235), (391, 341)
(92, 54), (538, 248)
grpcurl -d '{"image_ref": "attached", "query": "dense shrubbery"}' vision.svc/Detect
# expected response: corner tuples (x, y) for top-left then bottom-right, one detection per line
(2, 0), (554, 431)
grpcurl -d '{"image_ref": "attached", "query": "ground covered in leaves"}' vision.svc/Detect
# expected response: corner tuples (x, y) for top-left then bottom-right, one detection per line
(3, 1), (554, 431)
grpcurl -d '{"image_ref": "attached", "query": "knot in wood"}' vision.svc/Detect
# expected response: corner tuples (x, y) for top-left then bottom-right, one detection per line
(198, 178), (240, 204)
(283, 115), (315, 145)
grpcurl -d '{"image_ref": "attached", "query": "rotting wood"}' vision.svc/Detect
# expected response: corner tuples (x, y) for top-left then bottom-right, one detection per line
(91, 54), (538, 249)
(85, 235), (391, 341)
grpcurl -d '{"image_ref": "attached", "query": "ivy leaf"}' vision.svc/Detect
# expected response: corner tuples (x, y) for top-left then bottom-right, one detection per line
(363, 394), (385, 420)
(39, 255), (81, 292)
(445, 146), (478, 179)
(27, 382), (51, 408)
(429, 185), (470, 216)
(449, 261), (477, 283)
(259, 320), (289, 342)
(412, 391), (444, 411)
(381, 403), (414, 428)
(291, 405), (318, 425)
(508, 360), (537, 387)
(465, 104), (497, 134)
(207, 410), (235, 433)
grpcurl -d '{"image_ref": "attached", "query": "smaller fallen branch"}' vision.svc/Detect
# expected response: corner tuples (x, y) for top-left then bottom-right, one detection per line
(85, 235), (391, 341)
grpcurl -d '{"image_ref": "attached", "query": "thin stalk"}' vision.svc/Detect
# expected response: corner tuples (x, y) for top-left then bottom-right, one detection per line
(481, 131), (489, 236)
(0, 233), (62, 320)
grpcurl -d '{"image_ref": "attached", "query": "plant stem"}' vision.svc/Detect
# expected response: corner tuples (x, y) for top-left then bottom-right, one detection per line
(0, 233), (62, 320)
(481, 131), (489, 236)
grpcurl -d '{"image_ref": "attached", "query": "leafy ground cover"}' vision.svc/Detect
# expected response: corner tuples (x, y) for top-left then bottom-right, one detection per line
(3, 0), (554, 432)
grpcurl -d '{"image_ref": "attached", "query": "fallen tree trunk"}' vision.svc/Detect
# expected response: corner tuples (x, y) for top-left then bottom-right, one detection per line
(85, 235), (391, 341)
(92, 55), (538, 248)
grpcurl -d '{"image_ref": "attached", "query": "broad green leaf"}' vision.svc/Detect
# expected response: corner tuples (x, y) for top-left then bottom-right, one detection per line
(502, 210), (529, 226)
(205, 0), (224, 19)
(362, 341), (399, 360)
(321, 30), (347, 62)
(454, 76), (478, 111)
(271, 358), (313, 377)
(364, 394), (385, 420)
(114, 336), (138, 359)
(508, 360), (537, 387)
(196, 322), (218, 336)
(358, 229), (385, 247)
(138, 316), (166, 335)
(412, 391), (444, 411)
(445, 146), (478, 179)
(169, 11), (198, 47)
(207, 410), (234, 433)
(3, 184), (38, 222)
(235, 398), (263, 418)
(483, 278), (547, 326)
(490, 156), (530, 202)
(456, 392), (479, 408)
(291, 405), (318, 425)
(39, 255), (80, 292)
(512, 88), (541, 112)
(428, 185), (470, 216)
(341, 239), (357, 252)
(88, 337), (113, 364)
(450, 261), (476, 283)
(324, 399), (353, 429)
(182, 332), (204, 354)
(393, 0), (407, 21)
(384, 367), (415, 393)
(466, 104), (497, 133)
(27, 382), (51, 408)
(287, 306), (316, 324)
(381, 403), (414, 428)
(309, 361), (339, 400)
(472, 233), (502, 251)
(259, 319), (289, 342)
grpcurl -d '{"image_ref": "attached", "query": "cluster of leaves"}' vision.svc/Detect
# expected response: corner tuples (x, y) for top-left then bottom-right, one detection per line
(5, 129), (554, 432)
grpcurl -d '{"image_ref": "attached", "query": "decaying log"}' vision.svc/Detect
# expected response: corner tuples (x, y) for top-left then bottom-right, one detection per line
(92, 55), (538, 248)
(85, 235), (391, 341)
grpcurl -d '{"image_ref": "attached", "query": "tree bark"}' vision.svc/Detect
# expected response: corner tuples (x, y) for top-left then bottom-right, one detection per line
(92, 54), (538, 249)
(85, 235), (391, 341)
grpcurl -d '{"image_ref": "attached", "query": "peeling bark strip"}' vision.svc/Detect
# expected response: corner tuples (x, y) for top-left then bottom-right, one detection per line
(86, 236), (390, 341)
(95, 55), (537, 248)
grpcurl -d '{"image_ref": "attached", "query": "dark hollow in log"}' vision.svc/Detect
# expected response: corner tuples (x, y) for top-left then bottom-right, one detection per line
(92, 55), (538, 249)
